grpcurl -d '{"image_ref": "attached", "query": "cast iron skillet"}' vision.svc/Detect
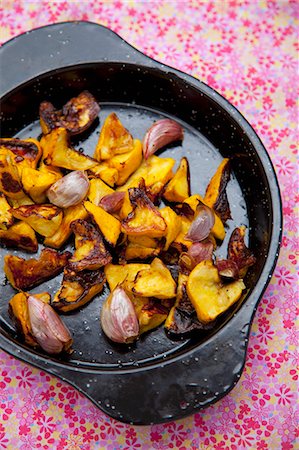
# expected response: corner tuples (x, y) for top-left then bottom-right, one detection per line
(0, 22), (282, 425)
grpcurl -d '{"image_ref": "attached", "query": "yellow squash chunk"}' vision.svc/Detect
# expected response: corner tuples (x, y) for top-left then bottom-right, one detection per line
(124, 242), (160, 261)
(184, 194), (225, 241)
(121, 187), (166, 238)
(119, 190), (133, 219)
(52, 268), (105, 312)
(94, 112), (134, 161)
(88, 164), (119, 187)
(104, 263), (150, 291)
(0, 193), (13, 230)
(21, 167), (57, 203)
(160, 207), (181, 250)
(87, 178), (114, 205)
(204, 158), (231, 222)
(0, 221), (38, 253)
(9, 291), (51, 347)
(68, 219), (111, 271)
(84, 201), (121, 246)
(109, 139), (143, 186)
(11, 204), (63, 237)
(38, 160), (63, 180)
(187, 260), (245, 323)
(117, 155), (175, 196)
(4, 248), (71, 290)
(172, 216), (193, 252)
(163, 157), (190, 202)
(0, 149), (31, 202)
(131, 295), (169, 335)
(41, 127), (98, 171)
(129, 258), (176, 300)
(0, 138), (42, 170)
(44, 203), (88, 249)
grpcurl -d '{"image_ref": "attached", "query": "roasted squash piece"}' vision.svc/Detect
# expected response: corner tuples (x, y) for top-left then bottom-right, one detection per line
(84, 201), (121, 246)
(0, 221), (38, 253)
(121, 187), (166, 237)
(226, 226), (256, 278)
(87, 164), (119, 187)
(4, 248), (71, 290)
(0, 138), (42, 170)
(163, 157), (190, 202)
(8, 291), (51, 347)
(52, 268), (105, 312)
(131, 295), (169, 335)
(104, 263), (150, 291)
(44, 203), (88, 249)
(171, 216), (193, 253)
(124, 241), (161, 261)
(94, 112), (134, 161)
(119, 190), (133, 219)
(160, 207), (181, 250)
(0, 149), (32, 203)
(68, 219), (111, 271)
(109, 139), (143, 186)
(38, 160), (63, 180)
(165, 273), (214, 335)
(0, 193), (13, 230)
(40, 91), (100, 135)
(21, 167), (57, 203)
(129, 258), (176, 300)
(187, 260), (245, 323)
(117, 155), (175, 197)
(184, 194), (225, 241)
(87, 178), (114, 205)
(41, 127), (98, 171)
(204, 158), (231, 222)
(11, 204), (63, 237)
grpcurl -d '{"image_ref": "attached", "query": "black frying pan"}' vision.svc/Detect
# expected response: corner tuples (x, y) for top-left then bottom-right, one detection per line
(0, 22), (282, 425)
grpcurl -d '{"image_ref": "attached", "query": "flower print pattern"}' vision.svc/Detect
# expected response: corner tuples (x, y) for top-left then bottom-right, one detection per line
(0, 1), (298, 449)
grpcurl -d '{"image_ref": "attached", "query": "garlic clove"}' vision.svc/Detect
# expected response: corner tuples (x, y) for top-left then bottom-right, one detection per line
(47, 170), (90, 208)
(185, 205), (215, 242)
(99, 191), (125, 213)
(27, 295), (72, 354)
(101, 287), (139, 344)
(143, 119), (184, 159)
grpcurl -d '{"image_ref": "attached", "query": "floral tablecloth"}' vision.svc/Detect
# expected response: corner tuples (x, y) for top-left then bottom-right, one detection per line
(0, 1), (298, 449)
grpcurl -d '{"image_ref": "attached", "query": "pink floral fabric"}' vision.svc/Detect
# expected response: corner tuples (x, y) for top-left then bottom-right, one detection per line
(1, 1), (298, 449)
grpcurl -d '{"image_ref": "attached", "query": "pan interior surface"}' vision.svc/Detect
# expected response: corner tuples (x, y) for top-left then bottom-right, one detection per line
(0, 63), (272, 370)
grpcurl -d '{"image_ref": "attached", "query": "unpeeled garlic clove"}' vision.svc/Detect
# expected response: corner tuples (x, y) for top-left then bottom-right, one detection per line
(99, 191), (125, 213)
(143, 119), (184, 159)
(101, 287), (139, 344)
(27, 295), (73, 354)
(185, 205), (215, 242)
(47, 170), (90, 208)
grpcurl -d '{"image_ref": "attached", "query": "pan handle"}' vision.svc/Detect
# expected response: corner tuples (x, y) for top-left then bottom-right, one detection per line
(0, 21), (161, 97)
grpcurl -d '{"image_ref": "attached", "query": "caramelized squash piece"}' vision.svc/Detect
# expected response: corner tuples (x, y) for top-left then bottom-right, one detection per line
(9, 291), (51, 347)
(121, 187), (166, 237)
(163, 157), (190, 202)
(11, 204), (63, 237)
(124, 242), (160, 261)
(160, 207), (181, 250)
(184, 194), (225, 241)
(109, 139), (143, 186)
(40, 91), (100, 135)
(94, 112), (134, 161)
(87, 164), (119, 187)
(187, 260), (245, 323)
(0, 138), (42, 170)
(44, 203), (88, 249)
(227, 226), (256, 278)
(4, 248), (71, 290)
(68, 219), (111, 271)
(21, 167), (57, 203)
(165, 273), (214, 335)
(0, 149), (32, 202)
(0, 221), (38, 253)
(171, 216), (193, 253)
(131, 295), (169, 335)
(104, 263), (150, 291)
(0, 193), (13, 230)
(52, 268), (105, 312)
(87, 178), (114, 205)
(204, 158), (231, 222)
(41, 127), (98, 171)
(117, 155), (175, 197)
(84, 201), (121, 246)
(129, 258), (176, 300)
